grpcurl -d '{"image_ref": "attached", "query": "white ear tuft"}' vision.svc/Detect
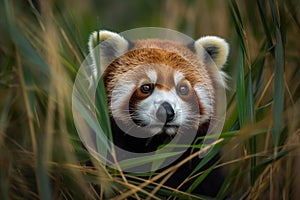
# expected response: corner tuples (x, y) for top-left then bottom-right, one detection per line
(194, 36), (229, 69)
(88, 30), (130, 80)
(88, 30), (129, 56)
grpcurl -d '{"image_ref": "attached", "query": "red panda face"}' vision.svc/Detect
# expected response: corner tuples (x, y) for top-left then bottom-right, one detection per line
(111, 64), (207, 136)
(107, 48), (215, 137)
(88, 30), (229, 138)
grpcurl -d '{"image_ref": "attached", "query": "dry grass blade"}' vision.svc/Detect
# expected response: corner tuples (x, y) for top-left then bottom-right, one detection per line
(1, 0), (299, 199)
(112, 139), (223, 199)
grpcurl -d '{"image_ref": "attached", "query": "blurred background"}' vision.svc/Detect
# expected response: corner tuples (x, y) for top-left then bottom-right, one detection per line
(0, 0), (299, 199)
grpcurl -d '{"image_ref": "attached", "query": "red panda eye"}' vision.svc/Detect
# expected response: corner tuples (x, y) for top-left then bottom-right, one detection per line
(140, 83), (154, 94)
(177, 84), (189, 95)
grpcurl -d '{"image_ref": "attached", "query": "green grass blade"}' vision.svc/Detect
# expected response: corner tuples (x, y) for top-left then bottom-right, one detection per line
(117, 151), (182, 170)
(37, 148), (52, 200)
(246, 72), (255, 124)
(269, 0), (279, 27)
(229, 0), (248, 59)
(230, 0), (244, 29)
(272, 27), (284, 148)
(187, 144), (222, 193)
(236, 48), (246, 127)
(187, 160), (219, 195)
(246, 70), (257, 185)
(91, 32), (113, 163)
(270, 0), (285, 148)
(257, 0), (274, 50)
(73, 97), (111, 151)
(3, 0), (49, 75)
(223, 93), (239, 132)
(253, 57), (266, 99)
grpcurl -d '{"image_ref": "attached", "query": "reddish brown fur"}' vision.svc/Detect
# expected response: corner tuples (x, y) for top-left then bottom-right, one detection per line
(103, 39), (215, 108)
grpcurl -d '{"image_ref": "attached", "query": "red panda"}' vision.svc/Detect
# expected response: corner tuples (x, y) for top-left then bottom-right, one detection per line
(87, 29), (229, 197)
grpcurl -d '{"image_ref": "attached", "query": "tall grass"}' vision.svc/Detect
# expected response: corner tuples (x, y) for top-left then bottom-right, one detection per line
(0, 0), (299, 199)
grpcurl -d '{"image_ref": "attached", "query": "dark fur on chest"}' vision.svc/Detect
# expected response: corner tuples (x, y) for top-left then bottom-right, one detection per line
(110, 119), (224, 197)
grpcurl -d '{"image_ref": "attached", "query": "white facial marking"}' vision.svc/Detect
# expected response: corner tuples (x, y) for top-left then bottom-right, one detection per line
(137, 88), (192, 135)
(165, 127), (178, 135)
(174, 72), (184, 86)
(146, 70), (157, 84)
(111, 79), (135, 120)
(194, 84), (213, 123)
(111, 72), (205, 136)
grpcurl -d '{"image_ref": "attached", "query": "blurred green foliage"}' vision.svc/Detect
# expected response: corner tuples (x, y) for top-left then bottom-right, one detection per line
(0, 0), (299, 199)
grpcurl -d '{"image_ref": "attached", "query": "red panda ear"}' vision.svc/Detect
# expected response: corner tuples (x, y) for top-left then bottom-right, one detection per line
(88, 30), (131, 55)
(193, 36), (229, 70)
(88, 30), (132, 69)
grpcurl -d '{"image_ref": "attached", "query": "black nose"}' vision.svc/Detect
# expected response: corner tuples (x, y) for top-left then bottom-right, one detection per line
(156, 102), (175, 123)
